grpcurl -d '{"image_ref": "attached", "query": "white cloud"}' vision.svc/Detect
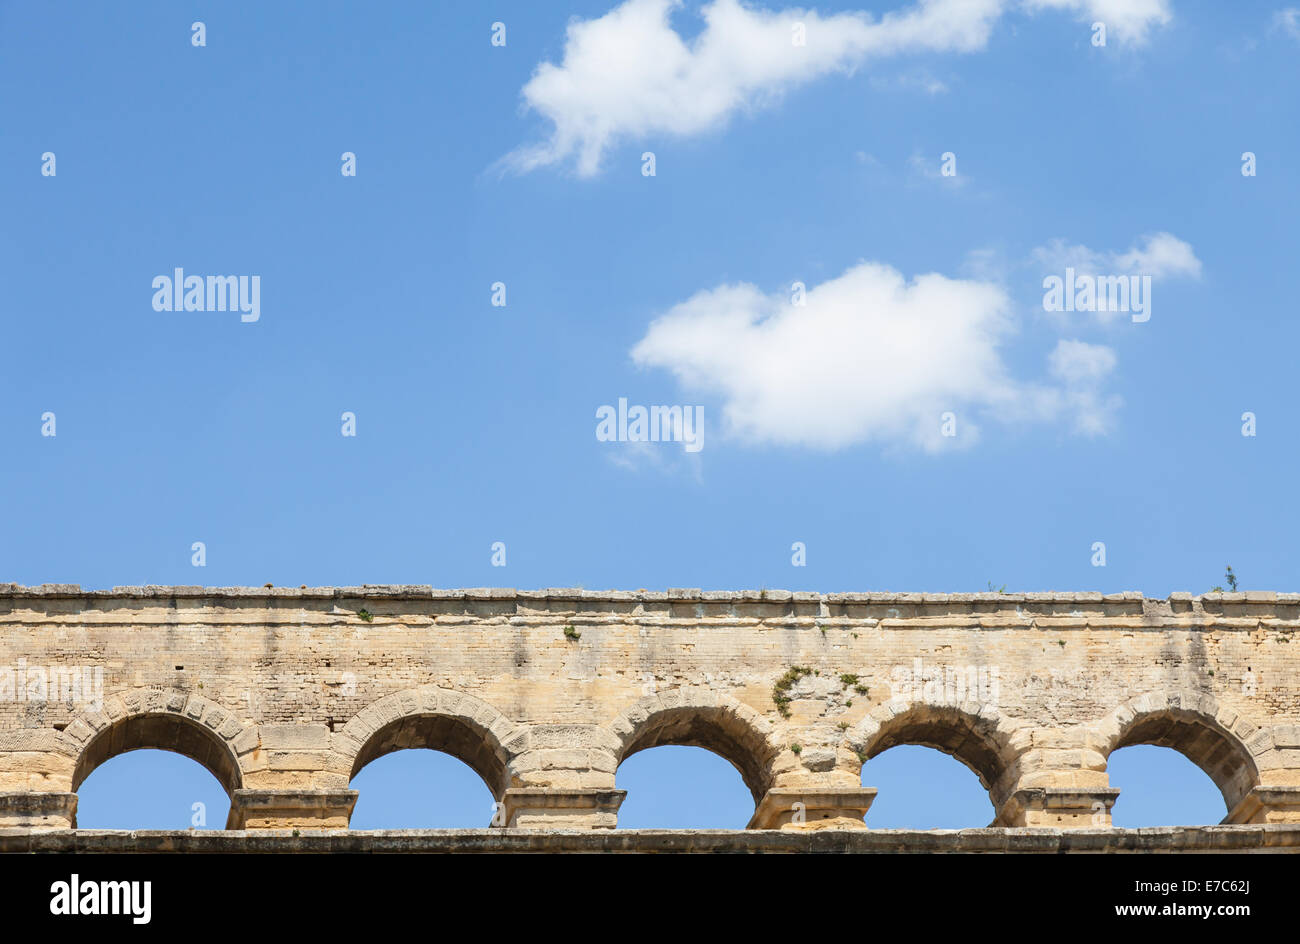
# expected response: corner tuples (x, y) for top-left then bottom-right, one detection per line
(506, 0), (1171, 176)
(1021, 0), (1172, 44)
(630, 261), (1112, 451)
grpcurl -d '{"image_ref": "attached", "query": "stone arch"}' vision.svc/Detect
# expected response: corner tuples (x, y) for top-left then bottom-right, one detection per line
(1097, 692), (1263, 816)
(606, 688), (781, 804)
(61, 688), (247, 798)
(340, 686), (522, 798)
(848, 699), (1018, 805)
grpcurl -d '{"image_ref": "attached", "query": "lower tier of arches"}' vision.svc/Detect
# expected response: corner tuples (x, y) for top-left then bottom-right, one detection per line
(4, 685), (1300, 830)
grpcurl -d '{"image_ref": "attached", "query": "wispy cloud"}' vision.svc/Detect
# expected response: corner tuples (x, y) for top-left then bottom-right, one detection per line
(870, 69), (951, 95)
(504, 0), (1173, 177)
(907, 150), (969, 188)
(603, 436), (705, 480)
(1046, 339), (1121, 434)
(1022, 0), (1173, 44)
(1031, 231), (1201, 322)
(1274, 7), (1300, 41)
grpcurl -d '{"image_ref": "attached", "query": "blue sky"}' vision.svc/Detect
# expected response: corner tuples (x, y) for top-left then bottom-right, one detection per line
(3, 0), (1295, 829)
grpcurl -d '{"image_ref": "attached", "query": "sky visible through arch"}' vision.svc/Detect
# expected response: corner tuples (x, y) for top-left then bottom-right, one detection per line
(4, 1), (1296, 830)
(75, 742), (1224, 830)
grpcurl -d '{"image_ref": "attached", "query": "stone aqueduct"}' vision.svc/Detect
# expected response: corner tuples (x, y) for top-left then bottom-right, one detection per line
(2, 584), (1300, 836)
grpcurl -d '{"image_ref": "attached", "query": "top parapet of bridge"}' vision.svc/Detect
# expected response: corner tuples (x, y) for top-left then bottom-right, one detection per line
(0, 584), (1296, 606)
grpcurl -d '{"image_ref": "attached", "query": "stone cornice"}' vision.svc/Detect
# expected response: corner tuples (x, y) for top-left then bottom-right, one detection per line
(1, 583), (1295, 604)
(0, 584), (1296, 625)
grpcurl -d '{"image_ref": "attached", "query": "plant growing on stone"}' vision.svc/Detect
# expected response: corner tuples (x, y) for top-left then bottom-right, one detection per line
(1211, 565), (1239, 593)
(563, 625), (581, 641)
(357, 609), (373, 622)
(772, 665), (813, 718)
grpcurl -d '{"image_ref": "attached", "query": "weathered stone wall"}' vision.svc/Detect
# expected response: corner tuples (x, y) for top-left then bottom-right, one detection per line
(1, 585), (1298, 832)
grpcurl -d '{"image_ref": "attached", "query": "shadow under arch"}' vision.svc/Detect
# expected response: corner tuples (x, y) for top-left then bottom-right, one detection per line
(609, 689), (780, 805)
(1100, 694), (1260, 818)
(342, 687), (520, 799)
(73, 713), (242, 796)
(850, 701), (1015, 808)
